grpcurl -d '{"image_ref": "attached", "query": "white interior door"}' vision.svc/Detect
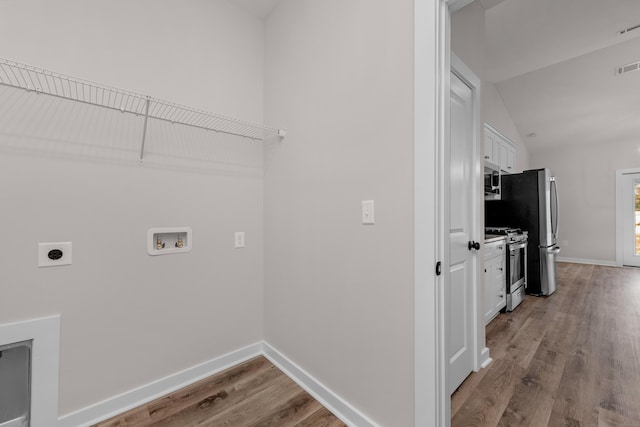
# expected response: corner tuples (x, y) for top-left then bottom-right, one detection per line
(620, 171), (640, 267)
(447, 70), (476, 394)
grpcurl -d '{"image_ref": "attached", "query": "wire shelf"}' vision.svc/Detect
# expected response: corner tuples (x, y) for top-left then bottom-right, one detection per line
(0, 57), (285, 145)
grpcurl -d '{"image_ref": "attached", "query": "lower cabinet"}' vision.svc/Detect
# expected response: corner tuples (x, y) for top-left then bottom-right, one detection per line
(484, 239), (507, 324)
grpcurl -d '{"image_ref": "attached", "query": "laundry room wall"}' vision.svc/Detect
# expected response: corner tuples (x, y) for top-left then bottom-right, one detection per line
(0, 0), (266, 417)
(263, 1), (415, 425)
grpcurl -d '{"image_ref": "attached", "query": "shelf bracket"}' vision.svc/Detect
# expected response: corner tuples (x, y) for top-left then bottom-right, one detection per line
(139, 97), (151, 165)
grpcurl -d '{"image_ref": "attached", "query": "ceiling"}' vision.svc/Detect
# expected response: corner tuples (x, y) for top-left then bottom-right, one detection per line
(232, 0), (640, 154)
(480, 0), (640, 153)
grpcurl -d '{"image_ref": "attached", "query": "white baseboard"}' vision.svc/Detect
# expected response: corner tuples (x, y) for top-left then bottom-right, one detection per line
(262, 342), (379, 427)
(557, 257), (617, 267)
(57, 342), (263, 427)
(57, 341), (376, 427)
(478, 347), (492, 369)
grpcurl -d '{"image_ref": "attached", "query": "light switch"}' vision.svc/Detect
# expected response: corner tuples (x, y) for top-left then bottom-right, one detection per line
(362, 200), (375, 225)
(235, 232), (245, 248)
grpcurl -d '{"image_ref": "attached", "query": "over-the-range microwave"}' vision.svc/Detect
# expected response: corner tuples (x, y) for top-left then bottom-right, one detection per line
(484, 163), (500, 200)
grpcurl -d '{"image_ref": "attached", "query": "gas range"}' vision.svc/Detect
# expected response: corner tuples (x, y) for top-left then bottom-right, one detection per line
(485, 227), (528, 312)
(485, 227), (528, 244)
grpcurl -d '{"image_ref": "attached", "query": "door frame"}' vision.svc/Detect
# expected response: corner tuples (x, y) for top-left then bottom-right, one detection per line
(615, 167), (640, 266)
(414, 0), (482, 426)
(451, 54), (489, 376)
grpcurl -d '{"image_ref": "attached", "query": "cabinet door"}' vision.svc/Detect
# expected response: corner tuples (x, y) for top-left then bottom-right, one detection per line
(499, 143), (508, 172)
(494, 257), (507, 312)
(484, 132), (494, 163)
(492, 139), (501, 166)
(484, 260), (495, 324)
(506, 146), (516, 173)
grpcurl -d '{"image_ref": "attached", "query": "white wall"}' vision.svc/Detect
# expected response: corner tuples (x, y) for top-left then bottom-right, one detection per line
(263, 1), (415, 425)
(451, 1), (486, 80)
(482, 84), (530, 172)
(531, 140), (640, 264)
(0, 0), (265, 416)
(451, 1), (530, 172)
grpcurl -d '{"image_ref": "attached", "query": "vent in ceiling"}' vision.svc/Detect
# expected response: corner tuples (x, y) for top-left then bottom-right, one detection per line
(618, 24), (640, 35)
(616, 60), (640, 76)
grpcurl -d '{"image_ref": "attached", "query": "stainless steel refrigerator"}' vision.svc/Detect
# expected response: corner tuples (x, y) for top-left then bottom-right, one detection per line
(485, 168), (560, 295)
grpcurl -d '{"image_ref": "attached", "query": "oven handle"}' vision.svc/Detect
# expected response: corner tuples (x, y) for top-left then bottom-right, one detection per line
(509, 241), (528, 251)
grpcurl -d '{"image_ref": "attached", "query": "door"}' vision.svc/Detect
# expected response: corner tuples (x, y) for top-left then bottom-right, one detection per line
(447, 70), (476, 393)
(619, 172), (640, 267)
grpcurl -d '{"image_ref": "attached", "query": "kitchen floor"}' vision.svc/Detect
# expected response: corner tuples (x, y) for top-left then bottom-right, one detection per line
(452, 262), (640, 426)
(93, 356), (346, 427)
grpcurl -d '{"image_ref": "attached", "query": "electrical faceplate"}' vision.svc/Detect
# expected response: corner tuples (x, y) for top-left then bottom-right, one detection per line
(38, 242), (72, 267)
(362, 200), (375, 224)
(235, 232), (245, 248)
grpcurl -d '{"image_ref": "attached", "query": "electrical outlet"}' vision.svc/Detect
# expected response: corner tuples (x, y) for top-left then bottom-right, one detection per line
(235, 232), (245, 248)
(38, 242), (72, 267)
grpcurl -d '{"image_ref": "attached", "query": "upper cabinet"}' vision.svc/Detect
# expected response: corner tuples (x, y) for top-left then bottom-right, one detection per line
(484, 124), (516, 174)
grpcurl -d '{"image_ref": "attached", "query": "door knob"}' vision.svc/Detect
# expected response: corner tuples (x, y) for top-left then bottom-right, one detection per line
(468, 241), (481, 251)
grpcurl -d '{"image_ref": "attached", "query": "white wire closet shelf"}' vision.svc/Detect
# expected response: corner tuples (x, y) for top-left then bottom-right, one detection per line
(0, 57), (285, 162)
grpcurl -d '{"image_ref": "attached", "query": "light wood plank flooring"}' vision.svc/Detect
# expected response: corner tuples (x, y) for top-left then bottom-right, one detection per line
(452, 262), (640, 427)
(93, 356), (346, 427)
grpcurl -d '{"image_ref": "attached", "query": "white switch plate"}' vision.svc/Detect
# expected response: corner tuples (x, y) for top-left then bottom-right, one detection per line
(235, 232), (245, 248)
(38, 242), (72, 267)
(362, 200), (375, 224)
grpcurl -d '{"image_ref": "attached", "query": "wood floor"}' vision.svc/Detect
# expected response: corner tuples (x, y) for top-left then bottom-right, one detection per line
(93, 356), (346, 427)
(452, 262), (640, 427)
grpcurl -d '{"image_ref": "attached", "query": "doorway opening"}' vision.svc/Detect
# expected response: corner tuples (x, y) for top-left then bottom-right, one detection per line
(616, 168), (640, 267)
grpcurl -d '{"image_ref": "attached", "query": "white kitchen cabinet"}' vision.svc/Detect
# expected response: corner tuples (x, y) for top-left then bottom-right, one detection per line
(483, 132), (495, 164)
(498, 143), (508, 171)
(505, 145), (516, 172)
(484, 238), (507, 325)
(484, 124), (517, 174)
(483, 131), (502, 165)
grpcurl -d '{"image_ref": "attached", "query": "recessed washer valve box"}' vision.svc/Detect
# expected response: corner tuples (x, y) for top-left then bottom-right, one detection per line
(147, 227), (192, 256)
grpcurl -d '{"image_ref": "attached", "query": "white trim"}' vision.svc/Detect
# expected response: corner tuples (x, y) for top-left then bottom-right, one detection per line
(0, 316), (60, 427)
(557, 257), (617, 267)
(615, 168), (640, 266)
(56, 341), (380, 427)
(58, 342), (263, 427)
(413, 0), (475, 425)
(479, 350), (493, 369)
(451, 53), (486, 377)
(262, 342), (379, 427)
(414, 0), (442, 426)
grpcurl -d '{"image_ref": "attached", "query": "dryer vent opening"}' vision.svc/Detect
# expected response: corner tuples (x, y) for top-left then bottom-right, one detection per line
(0, 340), (32, 427)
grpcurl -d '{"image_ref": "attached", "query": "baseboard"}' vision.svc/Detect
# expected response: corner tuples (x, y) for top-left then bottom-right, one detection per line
(262, 342), (379, 427)
(57, 342), (263, 427)
(58, 341), (376, 427)
(557, 257), (617, 267)
(478, 347), (492, 369)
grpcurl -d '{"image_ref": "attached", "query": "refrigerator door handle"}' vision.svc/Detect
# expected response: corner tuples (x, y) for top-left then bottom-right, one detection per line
(550, 177), (559, 238)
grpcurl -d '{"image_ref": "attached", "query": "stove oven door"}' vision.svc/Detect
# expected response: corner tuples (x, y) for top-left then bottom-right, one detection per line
(508, 240), (527, 293)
